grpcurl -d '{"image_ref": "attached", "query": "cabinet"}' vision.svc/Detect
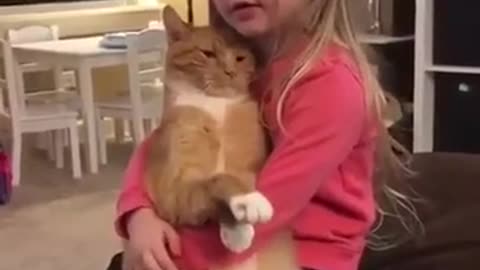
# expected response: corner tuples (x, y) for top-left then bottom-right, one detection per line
(350, 0), (415, 37)
(353, 0), (415, 150)
(434, 74), (480, 153)
(414, 0), (480, 153)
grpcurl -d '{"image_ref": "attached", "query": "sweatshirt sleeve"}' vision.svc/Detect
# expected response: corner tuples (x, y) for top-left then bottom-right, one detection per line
(115, 138), (154, 238)
(252, 61), (367, 244)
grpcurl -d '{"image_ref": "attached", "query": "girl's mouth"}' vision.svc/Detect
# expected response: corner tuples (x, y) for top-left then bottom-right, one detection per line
(232, 2), (262, 11)
(231, 2), (262, 21)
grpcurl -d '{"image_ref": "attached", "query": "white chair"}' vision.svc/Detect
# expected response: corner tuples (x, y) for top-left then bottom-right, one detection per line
(8, 24), (59, 44)
(7, 25), (60, 75)
(110, 20), (165, 143)
(95, 28), (166, 165)
(8, 25), (81, 161)
(0, 39), (82, 186)
(7, 25), (78, 103)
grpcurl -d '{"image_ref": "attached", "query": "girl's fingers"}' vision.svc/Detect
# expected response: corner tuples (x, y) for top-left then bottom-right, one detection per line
(124, 256), (135, 270)
(141, 251), (162, 270)
(162, 225), (181, 256)
(133, 264), (146, 270)
(151, 244), (178, 270)
(122, 247), (136, 270)
(157, 256), (178, 270)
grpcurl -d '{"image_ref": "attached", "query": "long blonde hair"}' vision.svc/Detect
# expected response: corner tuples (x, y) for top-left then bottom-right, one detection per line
(211, 0), (421, 248)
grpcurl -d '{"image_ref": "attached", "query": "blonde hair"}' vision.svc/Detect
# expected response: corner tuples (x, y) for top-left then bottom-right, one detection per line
(211, 0), (422, 248)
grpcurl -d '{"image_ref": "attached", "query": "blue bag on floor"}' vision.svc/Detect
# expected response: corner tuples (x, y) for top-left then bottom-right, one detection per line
(0, 144), (12, 204)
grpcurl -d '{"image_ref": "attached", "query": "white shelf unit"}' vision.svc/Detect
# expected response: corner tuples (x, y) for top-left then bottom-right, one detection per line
(359, 33), (414, 45)
(413, 0), (480, 152)
(425, 65), (480, 75)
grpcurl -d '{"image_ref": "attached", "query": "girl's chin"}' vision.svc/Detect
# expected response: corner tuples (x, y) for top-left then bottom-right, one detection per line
(234, 22), (270, 38)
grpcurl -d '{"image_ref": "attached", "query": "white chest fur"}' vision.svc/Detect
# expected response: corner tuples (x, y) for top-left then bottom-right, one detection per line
(171, 85), (243, 174)
(174, 92), (238, 124)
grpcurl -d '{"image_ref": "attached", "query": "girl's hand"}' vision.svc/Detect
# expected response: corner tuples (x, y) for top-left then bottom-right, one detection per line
(124, 208), (181, 270)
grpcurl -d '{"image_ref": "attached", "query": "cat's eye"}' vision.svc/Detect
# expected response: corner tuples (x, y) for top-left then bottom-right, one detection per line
(236, 56), (246, 62)
(201, 50), (216, 58)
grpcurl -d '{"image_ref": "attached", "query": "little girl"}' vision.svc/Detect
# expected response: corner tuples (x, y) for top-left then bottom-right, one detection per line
(114, 1), (410, 270)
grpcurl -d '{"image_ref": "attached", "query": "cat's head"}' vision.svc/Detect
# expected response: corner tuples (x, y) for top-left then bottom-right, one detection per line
(162, 6), (255, 98)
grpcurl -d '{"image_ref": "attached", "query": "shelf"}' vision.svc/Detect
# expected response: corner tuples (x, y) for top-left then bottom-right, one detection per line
(425, 65), (480, 75)
(359, 34), (414, 45)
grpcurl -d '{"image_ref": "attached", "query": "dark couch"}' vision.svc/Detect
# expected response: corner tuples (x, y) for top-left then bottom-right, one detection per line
(108, 152), (480, 270)
(360, 152), (480, 270)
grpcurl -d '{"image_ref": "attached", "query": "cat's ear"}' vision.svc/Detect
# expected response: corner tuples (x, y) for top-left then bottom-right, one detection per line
(163, 5), (191, 43)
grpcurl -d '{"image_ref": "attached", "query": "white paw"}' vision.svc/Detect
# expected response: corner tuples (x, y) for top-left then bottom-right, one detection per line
(229, 192), (274, 224)
(220, 223), (254, 253)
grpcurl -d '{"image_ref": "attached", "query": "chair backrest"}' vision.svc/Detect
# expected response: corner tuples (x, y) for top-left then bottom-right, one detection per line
(125, 28), (166, 109)
(7, 25), (59, 44)
(125, 28), (166, 57)
(0, 39), (21, 122)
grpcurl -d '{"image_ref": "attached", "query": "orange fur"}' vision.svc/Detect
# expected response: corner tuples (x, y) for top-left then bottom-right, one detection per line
(145, 6), (265, 227)
(145, 6), (299, 270)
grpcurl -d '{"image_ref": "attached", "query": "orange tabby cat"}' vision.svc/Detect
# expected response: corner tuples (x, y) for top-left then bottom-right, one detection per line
(145, 6), (274, 253)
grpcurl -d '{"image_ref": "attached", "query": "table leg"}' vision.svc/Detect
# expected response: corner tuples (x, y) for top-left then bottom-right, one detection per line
(77, 63), (98, 174)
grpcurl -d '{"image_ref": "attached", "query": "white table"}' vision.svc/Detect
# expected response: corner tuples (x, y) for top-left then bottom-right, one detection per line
(12, 36), (128, 174)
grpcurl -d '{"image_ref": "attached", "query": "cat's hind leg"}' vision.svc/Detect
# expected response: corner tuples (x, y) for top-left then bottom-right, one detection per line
(220, 222), (255, 253)
(208, 173), (273, 253)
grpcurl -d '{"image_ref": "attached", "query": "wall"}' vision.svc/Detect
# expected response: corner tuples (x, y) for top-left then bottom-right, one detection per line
(159, 0), (209, 26)
(0, 5), (161, 38)
(192, 0), (209, 26)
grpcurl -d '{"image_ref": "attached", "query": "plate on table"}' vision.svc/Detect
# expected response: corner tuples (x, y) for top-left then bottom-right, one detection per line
(99, 32), (136, 49)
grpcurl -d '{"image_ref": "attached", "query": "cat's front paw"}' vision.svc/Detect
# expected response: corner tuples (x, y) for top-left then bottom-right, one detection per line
(220, 223), (254, 253)
(229, 192), (273, 224)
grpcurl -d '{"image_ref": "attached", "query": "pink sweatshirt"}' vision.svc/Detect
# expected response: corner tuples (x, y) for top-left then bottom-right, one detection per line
(116, 44), (377, 270)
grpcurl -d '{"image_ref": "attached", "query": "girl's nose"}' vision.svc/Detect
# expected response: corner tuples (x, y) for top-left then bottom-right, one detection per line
(225, 69), (235, 77)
